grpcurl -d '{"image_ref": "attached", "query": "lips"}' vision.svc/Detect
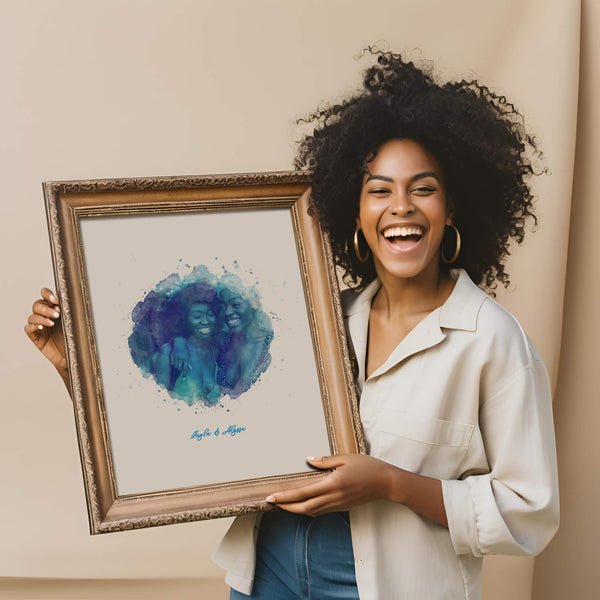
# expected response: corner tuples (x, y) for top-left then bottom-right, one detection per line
(382, 224), (425, 251)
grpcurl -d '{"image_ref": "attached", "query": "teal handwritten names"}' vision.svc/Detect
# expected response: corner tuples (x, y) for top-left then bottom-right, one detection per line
(190, 425), (247, 441)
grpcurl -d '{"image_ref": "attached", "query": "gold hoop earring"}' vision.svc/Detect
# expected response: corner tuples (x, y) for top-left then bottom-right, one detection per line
(353, 228), (370, 263)
(441, 224), (461, 264)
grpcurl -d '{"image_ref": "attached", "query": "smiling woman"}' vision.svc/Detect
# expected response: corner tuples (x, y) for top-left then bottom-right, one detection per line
(358, 139), (452, 286)
(216, 275), (274, 398)
(297, 50), (541, 296)
(153, 283), (221, 405)
(214, 50), (559, 600)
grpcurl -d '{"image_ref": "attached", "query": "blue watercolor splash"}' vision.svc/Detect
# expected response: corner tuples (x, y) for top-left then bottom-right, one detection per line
(128, 266), (274, 407)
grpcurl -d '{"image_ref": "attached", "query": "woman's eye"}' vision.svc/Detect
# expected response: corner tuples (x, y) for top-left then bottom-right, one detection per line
(412, 186), (435, 194)
(369, 188), (390, 195)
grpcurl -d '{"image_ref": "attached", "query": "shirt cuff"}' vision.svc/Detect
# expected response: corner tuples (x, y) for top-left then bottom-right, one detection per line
(223, 571), (253, 596)
(442, 477), (482, 556)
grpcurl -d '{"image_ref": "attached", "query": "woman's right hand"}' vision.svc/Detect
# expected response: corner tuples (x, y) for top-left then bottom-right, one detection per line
(170, 336), (191, 378)
(24, 288), (67, 373)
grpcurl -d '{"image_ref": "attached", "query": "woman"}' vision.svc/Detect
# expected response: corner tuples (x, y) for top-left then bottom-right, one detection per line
(153, 283), (222, 405)
(216, 277), (273, 397)
(213, 52), (559, 599)
(26, 51), (558, 599)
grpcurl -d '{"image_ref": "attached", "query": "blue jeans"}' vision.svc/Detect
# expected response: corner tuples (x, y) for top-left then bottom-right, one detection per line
(229, 510), (359, 600)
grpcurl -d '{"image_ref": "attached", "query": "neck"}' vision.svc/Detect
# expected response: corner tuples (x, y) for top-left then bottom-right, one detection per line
(373, 264), (454, 319)
(188, 334), (212, 348)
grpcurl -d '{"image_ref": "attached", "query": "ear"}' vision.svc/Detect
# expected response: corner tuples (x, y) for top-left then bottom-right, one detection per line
(445, 198), (455, 226)
(355, 216), (362, 231)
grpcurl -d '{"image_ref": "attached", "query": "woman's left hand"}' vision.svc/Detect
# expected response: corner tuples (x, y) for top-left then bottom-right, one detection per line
(266, 454), (392, 516)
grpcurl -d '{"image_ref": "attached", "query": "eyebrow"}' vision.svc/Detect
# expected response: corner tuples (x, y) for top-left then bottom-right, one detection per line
(365, 174), (394, 183)
(365, 171), (440, 184)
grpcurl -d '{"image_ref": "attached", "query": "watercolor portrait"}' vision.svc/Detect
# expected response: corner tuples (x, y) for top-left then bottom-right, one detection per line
(129, 267), (274, 407)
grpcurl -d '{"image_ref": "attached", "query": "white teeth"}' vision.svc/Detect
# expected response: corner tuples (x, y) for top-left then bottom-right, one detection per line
(383, 226), (424, 238)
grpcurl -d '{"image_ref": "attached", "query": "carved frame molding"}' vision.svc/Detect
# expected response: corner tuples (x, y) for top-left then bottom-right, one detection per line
(44, 171), (364, 534)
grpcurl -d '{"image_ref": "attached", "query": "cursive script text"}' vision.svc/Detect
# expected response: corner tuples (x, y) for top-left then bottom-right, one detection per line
(190, 425), (247, 441)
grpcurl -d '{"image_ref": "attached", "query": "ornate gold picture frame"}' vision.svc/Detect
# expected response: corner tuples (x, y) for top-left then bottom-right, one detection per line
(44, 171), (364, 534)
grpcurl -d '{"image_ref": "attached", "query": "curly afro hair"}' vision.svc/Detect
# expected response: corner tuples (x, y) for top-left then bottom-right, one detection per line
(294, 50), (543, 293)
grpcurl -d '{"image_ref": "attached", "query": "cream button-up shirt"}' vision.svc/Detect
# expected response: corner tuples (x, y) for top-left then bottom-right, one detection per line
(213, 270), (559, 599)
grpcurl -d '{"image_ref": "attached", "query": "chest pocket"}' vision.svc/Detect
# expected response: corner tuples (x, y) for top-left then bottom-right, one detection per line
(372, 409), (474, 479)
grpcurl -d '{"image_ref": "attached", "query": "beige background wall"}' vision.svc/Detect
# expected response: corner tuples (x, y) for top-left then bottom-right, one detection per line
(1, 1), (591, 598)
(532, 0), (600, 598)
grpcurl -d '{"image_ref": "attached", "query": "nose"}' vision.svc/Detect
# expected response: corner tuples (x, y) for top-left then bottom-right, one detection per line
(388, 192), (415, 216)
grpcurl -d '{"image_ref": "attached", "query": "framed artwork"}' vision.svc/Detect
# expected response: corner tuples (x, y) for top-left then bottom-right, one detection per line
(44, 171), (364, 534)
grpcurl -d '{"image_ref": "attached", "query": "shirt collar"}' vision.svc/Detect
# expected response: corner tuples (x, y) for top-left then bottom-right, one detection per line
(342, 277), (381, 317)
(343, 269), (488, 386)
(343, 269), (488, 330)
(438, 269), (488, 332)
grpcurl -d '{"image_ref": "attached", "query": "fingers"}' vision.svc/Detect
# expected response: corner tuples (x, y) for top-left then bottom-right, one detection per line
(266, 481), (326, 505)
(173, 358), (191, 373)
(32, 297), (60, 316)
(25, 312), (53, 347)
(31, 300), (60, 325)
(264, 455), (356, 516)
(265, 456), (346, 504)
(28, 312), (55, 328)
(276, 497), (336, 517)
(306, 455), (347, 469)
(41, 288), (59, 305)
(25, 288), (60, 345)
(33, 288), (60, 320)
(24, 322), (45, 341)
(266, 468), (342, 505)
(170, 354), (191, 375)
(273, 487), (343, 516)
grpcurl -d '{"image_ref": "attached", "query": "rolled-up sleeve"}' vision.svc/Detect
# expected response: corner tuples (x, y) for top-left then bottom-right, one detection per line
(442, 355), (559, 557)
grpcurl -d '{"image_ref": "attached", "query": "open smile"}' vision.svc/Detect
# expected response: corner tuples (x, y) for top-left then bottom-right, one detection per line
(381, 224), (426, 252)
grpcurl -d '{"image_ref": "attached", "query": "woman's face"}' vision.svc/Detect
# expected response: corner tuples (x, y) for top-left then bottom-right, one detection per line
(356, 138), (452, 284)
(187, 302), (216, 338)
(221, 292), (252, 333)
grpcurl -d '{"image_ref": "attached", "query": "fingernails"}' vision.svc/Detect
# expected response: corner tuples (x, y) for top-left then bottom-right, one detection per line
(50, 295), (58, 303)
(306, 456), (317, 461)
(52, 312), (59, 318)
(47, 319), (55, 326)
(266, 496), (276, 503)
